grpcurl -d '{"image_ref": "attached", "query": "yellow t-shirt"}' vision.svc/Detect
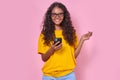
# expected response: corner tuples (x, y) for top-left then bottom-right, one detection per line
(38, 30), (78, 77)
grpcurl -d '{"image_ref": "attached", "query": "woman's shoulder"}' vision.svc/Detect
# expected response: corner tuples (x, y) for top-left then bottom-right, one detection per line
(38, 33), (44, 39)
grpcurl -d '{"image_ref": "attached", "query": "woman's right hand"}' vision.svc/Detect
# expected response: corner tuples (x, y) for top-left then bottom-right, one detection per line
(51, 41), (62, 51)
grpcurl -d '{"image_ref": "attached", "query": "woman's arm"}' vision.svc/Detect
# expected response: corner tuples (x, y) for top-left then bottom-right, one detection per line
(40, 47), (55, 62)
(39, 41), (62, 62)
(75, 32), (92, 58)
(74, 38), (84, 58)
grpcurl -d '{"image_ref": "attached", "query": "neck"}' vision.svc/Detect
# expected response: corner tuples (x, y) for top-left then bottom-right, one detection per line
(55, 25), (62, 30)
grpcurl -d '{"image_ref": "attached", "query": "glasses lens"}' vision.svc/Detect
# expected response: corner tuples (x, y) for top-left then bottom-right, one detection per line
(51, 13), (64, 17)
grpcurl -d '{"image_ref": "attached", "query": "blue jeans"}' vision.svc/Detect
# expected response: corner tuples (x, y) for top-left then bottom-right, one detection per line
(42, 72), (76, 80)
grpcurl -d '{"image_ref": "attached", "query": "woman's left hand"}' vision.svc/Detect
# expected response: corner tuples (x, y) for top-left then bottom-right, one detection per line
(81, 31), (92, 41)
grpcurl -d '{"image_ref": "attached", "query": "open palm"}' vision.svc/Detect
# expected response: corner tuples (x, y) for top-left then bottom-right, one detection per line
(81, 32), (92, 41)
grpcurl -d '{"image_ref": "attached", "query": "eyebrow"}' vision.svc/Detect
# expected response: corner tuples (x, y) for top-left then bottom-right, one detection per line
(51, 12), (64, 14)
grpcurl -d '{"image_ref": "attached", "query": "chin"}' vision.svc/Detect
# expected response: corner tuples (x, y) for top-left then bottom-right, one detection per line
(55, 23), (60, 25)
(54, 22), (62, 25)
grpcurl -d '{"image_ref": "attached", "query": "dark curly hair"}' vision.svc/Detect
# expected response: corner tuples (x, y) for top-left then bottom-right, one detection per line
(41, 2), (77, 46)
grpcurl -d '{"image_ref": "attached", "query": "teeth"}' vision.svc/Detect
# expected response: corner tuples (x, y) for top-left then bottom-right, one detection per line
(56, 20), (59, 21)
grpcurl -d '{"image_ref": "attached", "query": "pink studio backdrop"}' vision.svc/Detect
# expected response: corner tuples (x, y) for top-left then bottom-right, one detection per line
(0, 0), (120, 80)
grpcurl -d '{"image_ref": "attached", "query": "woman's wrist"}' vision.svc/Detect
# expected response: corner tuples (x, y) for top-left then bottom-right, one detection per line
(80, 37), (85, 42)
(50, 46), (55, 54)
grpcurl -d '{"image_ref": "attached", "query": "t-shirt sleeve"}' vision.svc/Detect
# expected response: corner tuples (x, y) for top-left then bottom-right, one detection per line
(38, 34), (50, 54)
(74, 34), (79, 49)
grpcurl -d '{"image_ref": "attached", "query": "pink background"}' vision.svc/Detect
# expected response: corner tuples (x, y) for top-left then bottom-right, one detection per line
(0, 0), (120, 80)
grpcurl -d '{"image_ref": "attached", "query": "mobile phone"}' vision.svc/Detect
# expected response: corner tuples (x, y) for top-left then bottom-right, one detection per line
(54, 38), (62, 46)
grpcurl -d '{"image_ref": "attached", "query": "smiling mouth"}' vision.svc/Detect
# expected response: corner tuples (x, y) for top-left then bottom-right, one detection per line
(55, 19), (61, 22)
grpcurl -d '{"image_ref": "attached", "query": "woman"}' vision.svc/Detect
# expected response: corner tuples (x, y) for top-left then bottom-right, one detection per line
(38, 2), (92, 80)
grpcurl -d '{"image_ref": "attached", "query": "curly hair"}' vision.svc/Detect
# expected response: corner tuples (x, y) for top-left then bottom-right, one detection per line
(41, 2), (77, 46)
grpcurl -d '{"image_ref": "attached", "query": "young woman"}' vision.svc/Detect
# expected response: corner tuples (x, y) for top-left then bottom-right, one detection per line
(38, 2), (92, 80)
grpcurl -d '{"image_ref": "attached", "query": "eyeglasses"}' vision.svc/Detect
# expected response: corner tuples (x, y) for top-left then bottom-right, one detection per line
(51, 13), (64, 18)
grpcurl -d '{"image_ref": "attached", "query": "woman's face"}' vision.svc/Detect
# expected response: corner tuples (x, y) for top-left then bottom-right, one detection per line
(51, 7), (64, 26)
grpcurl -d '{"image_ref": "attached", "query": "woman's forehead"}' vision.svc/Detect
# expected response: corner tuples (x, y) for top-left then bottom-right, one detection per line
(51, 7), (64, 13)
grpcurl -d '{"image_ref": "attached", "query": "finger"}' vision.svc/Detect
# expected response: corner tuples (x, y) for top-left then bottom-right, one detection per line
(54, 41), (60, 46)
(57, 43), (62, 47)
(56, 46), (62, 50)
(88, 32), (92, 36)
(55, 43), (62, 48)
(87, 31), (91, 35)
(88, 31), (92, 34)
(89, 32), (92, 36)
(55, 47), (60, 51)
(56, 43), (62, 49)
(51, 41), (54, 45)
